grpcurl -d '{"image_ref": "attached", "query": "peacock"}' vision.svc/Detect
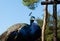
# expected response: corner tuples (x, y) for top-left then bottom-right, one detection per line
(6, 16), (41, 41)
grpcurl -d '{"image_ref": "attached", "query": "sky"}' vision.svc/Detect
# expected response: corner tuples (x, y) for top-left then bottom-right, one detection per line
(0, 0), (60, 35)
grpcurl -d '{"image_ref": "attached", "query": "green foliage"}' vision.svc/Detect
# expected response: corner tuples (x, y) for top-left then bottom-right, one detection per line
(57, 30), (60, 41)
(36, 18), (43, 28)
(57, 16), (60, 29)
(22, 0), (38, 6)
(22, 0), (40, 10)
(46, 34), (53, 41)
(36, 15), (60, 41)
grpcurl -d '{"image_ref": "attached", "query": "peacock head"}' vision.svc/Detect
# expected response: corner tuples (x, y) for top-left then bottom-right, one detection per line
(30, 16), (35, 25)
